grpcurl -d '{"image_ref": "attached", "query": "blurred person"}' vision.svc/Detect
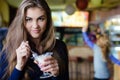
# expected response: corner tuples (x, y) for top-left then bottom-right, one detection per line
(82, 26), (113, 80)
(0, 0), (69, 80)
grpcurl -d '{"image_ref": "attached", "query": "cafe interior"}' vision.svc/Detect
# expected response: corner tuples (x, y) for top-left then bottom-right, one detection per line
(1, 0), (120, 80)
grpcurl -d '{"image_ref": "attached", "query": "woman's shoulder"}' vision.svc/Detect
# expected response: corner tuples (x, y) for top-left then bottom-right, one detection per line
(55, 39), (66, 47)
(94, 44), (100, 49)
(0, 50), (7, 61)
(55, 39), (68, 60)
(55, 39), (68, 53)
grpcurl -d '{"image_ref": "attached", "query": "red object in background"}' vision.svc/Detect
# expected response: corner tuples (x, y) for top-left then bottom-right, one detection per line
(76, 0), (88, 10)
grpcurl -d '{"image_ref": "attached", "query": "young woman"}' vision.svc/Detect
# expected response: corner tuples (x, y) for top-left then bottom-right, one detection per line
(82, 26), (113, 80)
(0, 0), (69, 80)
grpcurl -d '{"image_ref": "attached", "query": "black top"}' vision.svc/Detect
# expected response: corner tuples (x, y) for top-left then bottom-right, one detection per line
(0, 39), (69, 80)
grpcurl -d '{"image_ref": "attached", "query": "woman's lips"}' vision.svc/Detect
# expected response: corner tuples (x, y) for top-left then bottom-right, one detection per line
(32, 30), (40, 33)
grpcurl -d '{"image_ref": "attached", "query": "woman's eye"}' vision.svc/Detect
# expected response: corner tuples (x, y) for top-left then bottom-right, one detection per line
(38, 17), (45, 21)
(25, 18), (32, 22)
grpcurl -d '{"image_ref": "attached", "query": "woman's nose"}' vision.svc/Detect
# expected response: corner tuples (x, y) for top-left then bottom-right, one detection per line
(32, 21), (38, 28)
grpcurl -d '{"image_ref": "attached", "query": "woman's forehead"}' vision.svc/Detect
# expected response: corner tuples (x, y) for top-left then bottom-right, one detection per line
(25, 7), (46, 16)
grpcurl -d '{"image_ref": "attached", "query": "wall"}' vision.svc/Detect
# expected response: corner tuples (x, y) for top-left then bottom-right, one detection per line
(0, 0), (9, 26)
(90, 6), (120, 24)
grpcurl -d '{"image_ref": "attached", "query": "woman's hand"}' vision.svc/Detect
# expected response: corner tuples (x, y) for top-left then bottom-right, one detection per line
(36, 56), (59, 77)
(82, 26), (88, 32)
(15, 41), (31, 71)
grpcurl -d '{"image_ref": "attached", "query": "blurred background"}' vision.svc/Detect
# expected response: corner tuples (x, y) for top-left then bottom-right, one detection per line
(1, 0), (120, 80)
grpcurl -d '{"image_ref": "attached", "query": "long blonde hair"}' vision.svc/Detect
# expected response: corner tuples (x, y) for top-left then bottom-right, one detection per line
(96, 34), (111, 62)
(2, 0), (56, 79)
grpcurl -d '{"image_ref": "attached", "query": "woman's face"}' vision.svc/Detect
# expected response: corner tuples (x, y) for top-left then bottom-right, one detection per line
(25, 7), (47, 39)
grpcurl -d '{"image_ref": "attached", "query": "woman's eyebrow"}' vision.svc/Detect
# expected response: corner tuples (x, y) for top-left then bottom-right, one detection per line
(38, 15), (46, 18)
(25, 15), (46, 18)
(25, 16), (32, 19)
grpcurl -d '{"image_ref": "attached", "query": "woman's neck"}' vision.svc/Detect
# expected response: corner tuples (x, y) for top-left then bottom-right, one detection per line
(31, 38), (40, 45)
(31, 38), (42, 54)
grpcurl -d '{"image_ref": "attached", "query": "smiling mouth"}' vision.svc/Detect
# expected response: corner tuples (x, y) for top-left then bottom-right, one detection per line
(32, 30), (40, 33)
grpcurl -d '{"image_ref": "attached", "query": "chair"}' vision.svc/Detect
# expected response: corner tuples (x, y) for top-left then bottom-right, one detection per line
(68, 45), (93, 80)
(69, 56), (84, 80)
(85, 56), (94, 80)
